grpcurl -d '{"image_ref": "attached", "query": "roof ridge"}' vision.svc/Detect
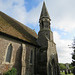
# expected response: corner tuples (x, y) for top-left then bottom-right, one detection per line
(0, 11), (34, 32)
(0, 11), (38, 38)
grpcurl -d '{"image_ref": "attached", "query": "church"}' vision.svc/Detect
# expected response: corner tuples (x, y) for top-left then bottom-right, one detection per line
(0, 2), (60, 75)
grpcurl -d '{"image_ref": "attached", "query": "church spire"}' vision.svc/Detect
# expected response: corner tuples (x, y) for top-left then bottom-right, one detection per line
(40, 2), (50, 20)
(39, 2), (51, 31)
(38, 2), (53, 47)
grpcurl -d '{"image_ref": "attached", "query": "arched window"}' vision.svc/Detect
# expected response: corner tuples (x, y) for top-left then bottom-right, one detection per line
(6, 44), (13, 63)
(30, 50), (33, 64)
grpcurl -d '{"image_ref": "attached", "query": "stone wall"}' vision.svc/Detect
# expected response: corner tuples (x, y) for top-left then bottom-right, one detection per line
(24, 44), (35, 75)
(0, 35), (22, 74)
(38, 34), (48, 47)
(47, 40), (57, 62)
(47, 40), (58, 75)
(0, 35), (36, 75)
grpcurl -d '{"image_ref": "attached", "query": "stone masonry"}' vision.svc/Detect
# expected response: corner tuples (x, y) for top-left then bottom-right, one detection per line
(0, 2), (60, 75)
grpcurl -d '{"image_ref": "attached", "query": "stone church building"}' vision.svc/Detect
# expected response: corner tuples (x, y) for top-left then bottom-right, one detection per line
(0, 2), (60, 75)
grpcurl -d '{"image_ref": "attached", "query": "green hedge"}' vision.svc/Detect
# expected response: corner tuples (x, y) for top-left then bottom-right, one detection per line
(3, 68), (17, 75)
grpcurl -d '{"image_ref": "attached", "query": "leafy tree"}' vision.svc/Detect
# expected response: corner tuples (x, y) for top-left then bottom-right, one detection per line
(59, 63), (66, 70)
(71, 38), (75, 66)
(69, 64), (74, 71)
(70, 38), (75, 75)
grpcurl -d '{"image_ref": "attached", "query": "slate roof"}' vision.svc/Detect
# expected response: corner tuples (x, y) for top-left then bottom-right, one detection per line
(0, 11), (38, 45)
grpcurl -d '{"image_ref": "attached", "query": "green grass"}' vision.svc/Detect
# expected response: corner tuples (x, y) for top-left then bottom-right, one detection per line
(60, 72), (73, 75)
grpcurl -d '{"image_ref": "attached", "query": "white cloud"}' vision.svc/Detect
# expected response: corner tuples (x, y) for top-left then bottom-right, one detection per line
(44, 0), (75, 33)
(53, 15), (75, 32)
(0, 0), (27, 24)
(53, 31), (73, 63)
(26, 2), (42, 25)
(11, 5), (27, 23)
(0, 0), (43, 26)
(0, 0), (75, 63)
(0, 0), (75, 33)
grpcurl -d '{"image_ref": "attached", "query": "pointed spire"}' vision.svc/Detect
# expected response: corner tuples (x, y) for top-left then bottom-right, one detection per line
(40, 2), (50, 20)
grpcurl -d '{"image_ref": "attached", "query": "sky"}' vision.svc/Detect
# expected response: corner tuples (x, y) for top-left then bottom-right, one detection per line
(0, 0), (75, 63)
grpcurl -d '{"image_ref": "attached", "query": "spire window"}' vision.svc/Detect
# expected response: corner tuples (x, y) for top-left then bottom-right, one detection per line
(42, 21), (44, 28)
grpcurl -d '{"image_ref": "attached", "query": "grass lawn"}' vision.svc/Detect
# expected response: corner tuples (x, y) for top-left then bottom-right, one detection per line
(60, 72), (73, 75)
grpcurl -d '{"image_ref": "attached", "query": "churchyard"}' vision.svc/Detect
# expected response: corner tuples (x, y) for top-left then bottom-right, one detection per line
(60, 72), (73, 75)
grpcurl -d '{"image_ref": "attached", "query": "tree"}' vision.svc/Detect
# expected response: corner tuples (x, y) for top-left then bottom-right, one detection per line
(71, 38), (75, 75)
(59, 63), (66, 70)
(71, 38), (75, 66)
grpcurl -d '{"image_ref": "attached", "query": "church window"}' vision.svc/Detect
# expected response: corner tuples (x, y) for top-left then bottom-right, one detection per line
(30, 50), (33, 64)
(5, 44), (13, 63)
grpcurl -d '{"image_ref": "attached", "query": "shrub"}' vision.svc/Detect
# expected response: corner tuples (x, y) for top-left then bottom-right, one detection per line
(3, 68), (17, 75)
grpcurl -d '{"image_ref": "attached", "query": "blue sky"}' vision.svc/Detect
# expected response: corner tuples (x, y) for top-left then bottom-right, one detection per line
(0, 0), (75, 63)
(25, 0), (42, 12)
